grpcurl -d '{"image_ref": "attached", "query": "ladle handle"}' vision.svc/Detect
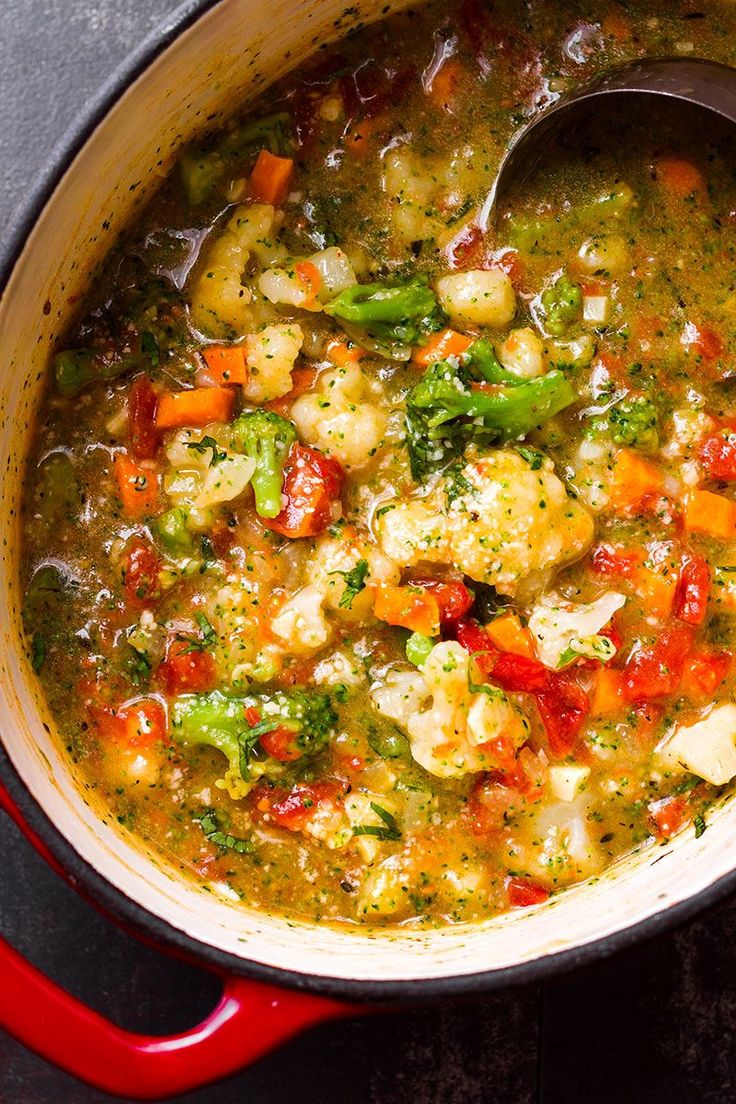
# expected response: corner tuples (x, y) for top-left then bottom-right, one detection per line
(0, 782), (349, 1099)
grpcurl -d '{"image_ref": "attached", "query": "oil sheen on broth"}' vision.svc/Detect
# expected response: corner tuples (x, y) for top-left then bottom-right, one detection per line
(21, 0), (736, 927)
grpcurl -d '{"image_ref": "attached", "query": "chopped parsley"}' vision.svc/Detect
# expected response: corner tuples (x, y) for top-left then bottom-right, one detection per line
(198, 810), (255, 854)
(187, 435), (227, 466)
(353, 802), (401, 842)
(331, 558), (370, 609)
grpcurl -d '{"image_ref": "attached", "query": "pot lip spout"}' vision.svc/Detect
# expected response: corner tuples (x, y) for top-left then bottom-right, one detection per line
(3, 737), (735, 1003)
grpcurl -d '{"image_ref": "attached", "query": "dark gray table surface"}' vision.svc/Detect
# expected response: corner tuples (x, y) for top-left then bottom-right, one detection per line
(2, 3), (736, 1101)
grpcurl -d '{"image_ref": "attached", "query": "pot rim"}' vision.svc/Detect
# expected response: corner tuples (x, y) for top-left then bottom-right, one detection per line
(2, 0), (735, 1004)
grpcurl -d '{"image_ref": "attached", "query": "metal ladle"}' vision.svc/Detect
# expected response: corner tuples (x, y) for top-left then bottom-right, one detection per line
(481, 57), (736, 229)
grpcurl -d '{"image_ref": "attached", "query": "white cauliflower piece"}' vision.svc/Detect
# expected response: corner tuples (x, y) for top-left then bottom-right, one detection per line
(435, 269), (516, 329)
(269, 532), (400, 658)
(371, 670), (429, 727)
(291, 362), (387, 470)
(258, 247), (356, 309)
(400, 642), (530, 778)
(528, 590), (626, 669)
(378, 450), (594, 599)
(661, 403), (716, 460)
(568, 436), (614, 513)
(163, 428), (254, 527)
(498, 327), (544, 379)
(313, 650), (365, 688)
(656, 704), (736, 785)
(309, 532), (400, 618)
(190, 204), (277, 337)
(208, 569), (283, 688)
(243, 323), (303, 403)
(270, 584), (330, 655)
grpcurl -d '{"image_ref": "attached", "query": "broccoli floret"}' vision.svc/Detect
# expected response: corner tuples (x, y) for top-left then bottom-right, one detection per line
(592, 394), (659, 453)
(540, 274), (582, 337)
(171, 688), (337, 798)
(230, 410), (296, 518)
(324, 278), (445, 360)
(405, 356), (577, 481)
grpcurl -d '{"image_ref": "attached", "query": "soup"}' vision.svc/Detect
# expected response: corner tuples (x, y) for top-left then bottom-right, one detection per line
(21, 0), (736, 927)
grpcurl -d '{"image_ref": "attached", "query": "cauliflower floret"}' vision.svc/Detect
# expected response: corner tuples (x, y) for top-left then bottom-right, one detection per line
(378, 450), (594, 599)
(163, 427), (255, 529)
(498, 327), (544, 379)
(269, 532), (401, 657)
(309, 532), (400, 618)
(258, 247), (356, 309)
(291, 362), (387, 470)
(371, 669), (429, 726)
(243, 323), (303, 403)
(660, 402), (716, 460)
(384, 641), (531, 779)
(190, 204), (278, 338)
(270, 584), (330, 655)
(656, 703), (736, 785)
(382, 146), (479, 251)
(208, 557), (283, 687)
(528, 590), (626, 669)
(568, 436), (614, 513)
(435, 269), (516, 329)
(313, 650), (365, 688)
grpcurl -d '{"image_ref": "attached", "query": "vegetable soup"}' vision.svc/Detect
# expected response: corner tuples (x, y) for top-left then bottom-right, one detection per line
(21, 0), (736, 927)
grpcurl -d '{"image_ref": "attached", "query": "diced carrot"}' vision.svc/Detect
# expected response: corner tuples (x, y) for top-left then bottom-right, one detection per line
(485, 612), (536, 659)
(413, 328), (473, 366)
(609, 449), (664, 512)
(202, 345), (247, 385)
(426, 58), (463, 111)
(373, 585), (440, 637)
(155, 387), (234, 430)
(249, 150), (294, 205)
(326, 339), (365, 366)
(113, 452), (159, 518)
(590, 668), (625, 715)
(684, 489), (736, 540)
(265, 366), (319, 417)
(649, 796), (688, 840)
(638, 564), (678, 620)
(654, 158), (705, 198)
(294, 261), (322, 306)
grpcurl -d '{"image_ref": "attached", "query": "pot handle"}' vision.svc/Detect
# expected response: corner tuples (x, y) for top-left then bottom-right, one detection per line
(0, 785), (351, 1099)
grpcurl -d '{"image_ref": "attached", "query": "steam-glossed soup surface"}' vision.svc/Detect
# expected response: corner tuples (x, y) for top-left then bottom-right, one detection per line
(21, 0), (736, 927)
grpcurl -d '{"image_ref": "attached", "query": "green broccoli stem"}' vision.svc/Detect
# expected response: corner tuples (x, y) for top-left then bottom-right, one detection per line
(459, 371), (577, 437)
(325, 280), (438, 325)
(171, 690), (245, 776)
(230, 410), (296, 519)
(462, 338), (522, 385)
(180, 112), (293, 206)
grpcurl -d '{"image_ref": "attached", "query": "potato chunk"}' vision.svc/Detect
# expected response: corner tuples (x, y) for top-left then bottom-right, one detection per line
(435, 269), (516, 329)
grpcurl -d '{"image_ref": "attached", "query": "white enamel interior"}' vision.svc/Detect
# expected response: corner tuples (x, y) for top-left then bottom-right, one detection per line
(1, 0), (735, 987)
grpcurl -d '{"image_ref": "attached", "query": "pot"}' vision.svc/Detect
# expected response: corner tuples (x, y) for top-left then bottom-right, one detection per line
(2, 0), (736, 1098)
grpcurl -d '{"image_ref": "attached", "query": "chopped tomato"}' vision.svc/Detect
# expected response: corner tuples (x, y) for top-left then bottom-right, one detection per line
(159, 637), (216, 695)
(93, 698), (167, 747)
(269, 781), (344, 831)
(259, 726), (303, 763)
(407, 578), (474, 627)
(127, 376), (160, 458)
(700, 430), (736, 481)
(454, 619), (499, 679)
(591, 543), (644, 577)
(122, 539), (162, 605)
(536, 674), (589, 757)
(682, 650), (732, 698)
(492, 652), (552, 693)
(490, 247), (525, 286)
(681, 322), (723, 361)
(444, 223), (484, 269)
(506, 876), (550, 908)
(649, 796), (688, 840)
(674, 554), (711, 625)
(245, 705), (303, 762)
(455, 618), (550, 690)
(263, 444), (344, 539)
(622, 624), (695, 703)
(466, 772), (522, 834)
